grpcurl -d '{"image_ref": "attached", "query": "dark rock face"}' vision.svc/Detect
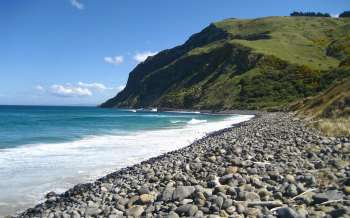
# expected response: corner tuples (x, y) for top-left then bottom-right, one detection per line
(16, 113), (350, 217)
(100, 23), (232, 110)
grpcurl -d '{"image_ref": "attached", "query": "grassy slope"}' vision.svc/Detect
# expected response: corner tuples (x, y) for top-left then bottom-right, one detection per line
(101, 16), (350, 110)
(292, 76), (350, 118)
(216, 17), (344, 69)
(290, 75), (350, 136)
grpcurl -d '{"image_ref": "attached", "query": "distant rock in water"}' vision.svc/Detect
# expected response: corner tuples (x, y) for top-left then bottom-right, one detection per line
(101, 16), (350, 110)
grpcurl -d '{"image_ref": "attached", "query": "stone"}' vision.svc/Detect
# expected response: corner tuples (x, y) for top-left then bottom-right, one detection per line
(108, 215), (124, 218)
(226, 166), (239, 174)
(304, 175), (317, 186)
(194, 210), (204, 217)
(236, 204), (246, 214)
(251, 177), (263, 188)
(208, 156), (216, 162)
(149, 176), (158, 183)
(207, 215), (220, 218)
(128, 196), (140, 208)
(276, 207), (300, 218)
(175, 204), (198, 217)
(344, 186), (350, 194)
(195, 191), (205, 200)
(110, 209), (124, 215)
(209, 204), (220, 212)
(116, 203), (125, 212)
(195, 198), (205, 207)
(329, 208), (349, 217)
(85, 207), (101, 216)
(286, 175), (296, 183)
(45, 191), (56, 198)
(127, 206), (144, 217)
(70, 211), (81, 218)
(311, 211), (326, 217)
(294, 194), (313, 205)
(214, 196), (224, 209)
(139, 194), (154, 204)
(344, 178), (350, 186)
(246, 208), (262, 217)
(61, 212), (70, 218)
(286, 184), (298, 197)
(222, 198), (233, 209)
(213, 185), (227, 194)
(219, 174), (233, 184)
(162, 186), (175, 201)
(172, 186), (195, 201)
(102, 183), (113, 191)
(219, 210), (229, 217)
(144, 205), (155, 213)
(313, 190), (344, 204)
(296, 206), (308, 218)
(138, 186), (150, 195)
(180, 198), (193, 204)
(245, 192), (260, 201)
(101, 186), (108, 192)
(226, 206), (236, 214)
(164, 211), (180, 218)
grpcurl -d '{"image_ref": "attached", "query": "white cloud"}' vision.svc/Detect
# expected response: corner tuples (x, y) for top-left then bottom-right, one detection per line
(35, 85), (45, 91)
(36, 82), (118, 98)
(104, 56), (124, 65)
(134, 51), (158, 63)
(70, 0), (84, 10)
(50, 84), (92, 97)
(77, 82), (108, 91)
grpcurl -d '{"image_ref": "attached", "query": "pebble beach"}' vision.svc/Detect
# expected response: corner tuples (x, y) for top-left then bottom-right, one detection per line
(17, 113), (350, 218)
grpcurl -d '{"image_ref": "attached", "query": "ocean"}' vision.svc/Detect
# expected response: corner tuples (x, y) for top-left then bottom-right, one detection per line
(0, 105), (253, 215)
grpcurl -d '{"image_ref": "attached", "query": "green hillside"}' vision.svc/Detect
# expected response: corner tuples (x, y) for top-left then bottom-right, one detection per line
(292, 76), (350, 118)
(101, 16), (350, 110)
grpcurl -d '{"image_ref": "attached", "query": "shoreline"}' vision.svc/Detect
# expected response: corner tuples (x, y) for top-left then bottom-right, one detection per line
(15, 113), (350, 217)
(3, 113), (253, 217)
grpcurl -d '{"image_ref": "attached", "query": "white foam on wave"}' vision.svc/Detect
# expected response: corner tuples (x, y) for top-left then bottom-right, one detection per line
(167, 110), (201, 114)
(0, 114), (254, 215)
(170, 120), (183, 124)
(187, 118), (207, 125)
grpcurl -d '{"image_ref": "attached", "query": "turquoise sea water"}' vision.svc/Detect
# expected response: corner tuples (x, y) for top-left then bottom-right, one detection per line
(0, 106), (226, 148)
(0, 106), (253, 215)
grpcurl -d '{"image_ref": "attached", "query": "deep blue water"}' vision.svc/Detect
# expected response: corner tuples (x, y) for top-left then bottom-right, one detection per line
(0, 105), (226, 149)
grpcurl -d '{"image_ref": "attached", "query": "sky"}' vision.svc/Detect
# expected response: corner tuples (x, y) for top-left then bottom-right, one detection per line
(1, 0), (349, 106)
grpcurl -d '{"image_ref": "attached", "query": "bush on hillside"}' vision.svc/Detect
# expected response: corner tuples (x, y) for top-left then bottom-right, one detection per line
(290, 11), (330, 17)
(339, 11), (350, 18)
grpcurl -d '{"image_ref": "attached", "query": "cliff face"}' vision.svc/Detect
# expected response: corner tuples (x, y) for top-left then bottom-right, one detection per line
(101, 16), (350, 110)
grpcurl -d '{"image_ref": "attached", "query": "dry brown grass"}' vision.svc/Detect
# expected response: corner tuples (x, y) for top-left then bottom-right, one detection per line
(313, 118), (350, 137)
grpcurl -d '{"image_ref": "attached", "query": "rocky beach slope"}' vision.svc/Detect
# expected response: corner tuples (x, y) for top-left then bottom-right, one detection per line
(18, 113), (350, 218)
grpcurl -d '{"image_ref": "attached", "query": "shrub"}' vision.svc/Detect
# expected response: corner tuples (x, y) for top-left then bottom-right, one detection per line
(290, 11), (331, 17)
(339, 11), (350, 18)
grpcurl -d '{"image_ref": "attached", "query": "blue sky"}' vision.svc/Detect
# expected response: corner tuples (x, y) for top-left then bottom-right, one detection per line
(1, 0), (349, 105)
